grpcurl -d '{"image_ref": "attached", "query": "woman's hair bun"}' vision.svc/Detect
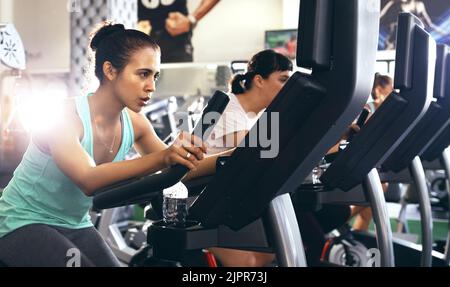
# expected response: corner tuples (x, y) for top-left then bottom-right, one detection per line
(90, 23), (125, 51)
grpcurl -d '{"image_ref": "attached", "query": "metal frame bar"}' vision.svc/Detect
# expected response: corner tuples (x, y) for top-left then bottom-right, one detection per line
(97, 208), (138, 264)
(363, 168), (395, 267)
(409, 156), (433, 267)
(440, 148), (450, 264)
(265, 193), (307, 267)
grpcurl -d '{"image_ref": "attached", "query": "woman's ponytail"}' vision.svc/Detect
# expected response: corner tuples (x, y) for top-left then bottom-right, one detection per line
(231, 74), (247, 94)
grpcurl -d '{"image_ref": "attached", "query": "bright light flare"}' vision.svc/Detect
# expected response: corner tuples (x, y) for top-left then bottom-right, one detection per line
(17, 84), (67, 134)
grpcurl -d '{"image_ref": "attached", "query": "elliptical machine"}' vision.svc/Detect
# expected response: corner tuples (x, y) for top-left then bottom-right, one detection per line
(92, 0), (380, 267)
(313, 16), (449, 267)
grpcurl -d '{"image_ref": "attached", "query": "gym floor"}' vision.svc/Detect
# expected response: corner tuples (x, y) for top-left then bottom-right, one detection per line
(363, 203), (450, 245)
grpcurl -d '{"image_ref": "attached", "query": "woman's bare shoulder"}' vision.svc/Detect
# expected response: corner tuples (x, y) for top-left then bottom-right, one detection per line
(33, 98), (84, 151)
(125, 108), (153, 140)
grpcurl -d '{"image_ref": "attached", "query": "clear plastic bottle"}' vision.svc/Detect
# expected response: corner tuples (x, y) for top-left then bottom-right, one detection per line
(311, 157), (328, 184)
(311, 166), (323, 184)
(162, 182), (188, 226)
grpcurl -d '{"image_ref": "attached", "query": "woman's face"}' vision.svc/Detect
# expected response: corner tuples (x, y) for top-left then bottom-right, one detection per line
(375, 85), (393, 102)
(112, 47), (161, 113)
(260, 70), (291, 105)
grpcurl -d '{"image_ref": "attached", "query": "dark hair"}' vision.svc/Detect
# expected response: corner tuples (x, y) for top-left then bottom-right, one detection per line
(89, 22), (160, 82)
(371, 73), (393, 99)
(231, 49), (293, 94)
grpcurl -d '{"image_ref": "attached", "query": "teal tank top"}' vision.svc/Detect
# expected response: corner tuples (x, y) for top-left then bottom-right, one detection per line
(0, 95), (135, 238)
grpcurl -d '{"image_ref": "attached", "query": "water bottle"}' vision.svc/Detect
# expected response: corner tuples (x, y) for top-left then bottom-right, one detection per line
(162, 182), (188, 226)
(311, 166), (323, 184)
(311, 158), (328, 184)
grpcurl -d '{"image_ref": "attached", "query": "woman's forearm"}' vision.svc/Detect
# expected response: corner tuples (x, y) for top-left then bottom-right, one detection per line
(183, 148), (235, 182)
(81, 152), (166, 196)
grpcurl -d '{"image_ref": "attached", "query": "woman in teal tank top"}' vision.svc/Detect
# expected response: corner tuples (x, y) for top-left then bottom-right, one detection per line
(0, 23), (210, 267)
